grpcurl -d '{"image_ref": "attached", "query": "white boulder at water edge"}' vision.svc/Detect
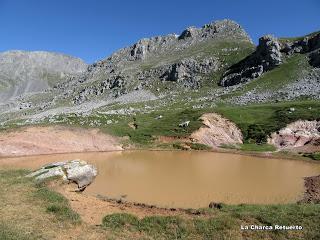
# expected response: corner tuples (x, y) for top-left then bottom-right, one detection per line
(27, 160), (98, 191)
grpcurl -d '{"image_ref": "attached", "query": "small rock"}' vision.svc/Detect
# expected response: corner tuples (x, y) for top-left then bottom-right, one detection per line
(179, 121), (190, 128)
(209, 202), (223, 209)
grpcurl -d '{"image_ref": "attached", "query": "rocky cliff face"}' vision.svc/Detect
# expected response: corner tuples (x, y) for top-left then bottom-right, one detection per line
(220, 32), (320, 87)
(107, 19), (251, 64)
(53, 19), (252, 105)
(220, 35), (282, 86)
(0, 50), (87, 101)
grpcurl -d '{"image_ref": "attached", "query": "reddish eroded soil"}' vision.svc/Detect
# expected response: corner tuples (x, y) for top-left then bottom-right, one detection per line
(269, 120), (320, 152)
(299, 175), (320, 203)
(0, 126), (123, 157)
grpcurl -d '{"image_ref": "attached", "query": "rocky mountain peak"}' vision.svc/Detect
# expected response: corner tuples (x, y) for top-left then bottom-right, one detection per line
(106, 19), (252, 64)
(0, 50), (87, 101)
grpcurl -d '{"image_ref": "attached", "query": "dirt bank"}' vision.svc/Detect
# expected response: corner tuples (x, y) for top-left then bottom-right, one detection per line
(299, 175), (320, 203)
(268, 120), (320, 152)
(191, 113), (243, 147)
(0, 126), (123, 157)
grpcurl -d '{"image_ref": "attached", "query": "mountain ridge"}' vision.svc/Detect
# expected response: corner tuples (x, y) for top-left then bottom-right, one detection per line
(0, 19), (319, 146)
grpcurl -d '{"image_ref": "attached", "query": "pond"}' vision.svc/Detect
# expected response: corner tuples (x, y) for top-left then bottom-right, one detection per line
(1, 150), (320, 208)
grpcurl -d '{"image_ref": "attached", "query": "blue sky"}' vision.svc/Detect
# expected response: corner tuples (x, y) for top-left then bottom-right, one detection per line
(0, 0), (319, 63)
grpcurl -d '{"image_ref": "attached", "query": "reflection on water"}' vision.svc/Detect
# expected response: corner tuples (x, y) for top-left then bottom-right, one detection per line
(1, 151), (320, 208)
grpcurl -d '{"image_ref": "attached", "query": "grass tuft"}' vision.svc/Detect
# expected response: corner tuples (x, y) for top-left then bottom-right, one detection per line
(33, 180), (80, 223)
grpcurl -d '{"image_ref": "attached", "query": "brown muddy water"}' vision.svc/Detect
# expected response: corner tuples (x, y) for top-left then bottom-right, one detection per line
(1, 151), (320, 208)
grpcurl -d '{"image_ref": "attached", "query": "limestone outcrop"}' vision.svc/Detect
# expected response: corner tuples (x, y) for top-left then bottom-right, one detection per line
(220, 35), (282, 86)
(160, 57), (219, 88)
(220, 32), (320, 87)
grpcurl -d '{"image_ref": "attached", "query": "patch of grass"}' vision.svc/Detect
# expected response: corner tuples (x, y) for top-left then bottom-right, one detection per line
(103, 214), (190, 239)
(240, 144), (276, 152)
(172, 142), (189, 150)
(46, 204), (80, 222)
(220, 144), (239, 149)
(85, 108), (205, 146)
(224, 54), (311, 99)
(139, 216), (189, 239)
(215, 100), (320, 144)
(0, 222), (35, 240)
(0, 169), (107, 239)
(102, 213), (139, 230)
(102, 204), (320, 239)
(303, 152), (320, 161)
(189, 142), (212, 150)
(34, 179), (80, 223)
(0, 169), (31, 185)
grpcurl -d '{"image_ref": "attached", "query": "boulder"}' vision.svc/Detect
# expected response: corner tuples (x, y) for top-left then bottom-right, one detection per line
(27, 160), (98, 191)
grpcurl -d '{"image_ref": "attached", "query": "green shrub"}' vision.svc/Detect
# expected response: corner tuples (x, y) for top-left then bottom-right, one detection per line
(240, 144), (276, 152)
(172, 143), (189, 150)
(303, 152), (320, 161)
(189, 143), (211, 150)
(246, 124), (267, 144)
(34, 182), (80, 223)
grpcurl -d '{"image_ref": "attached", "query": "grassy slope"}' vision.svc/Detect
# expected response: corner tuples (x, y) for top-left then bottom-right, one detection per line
(222, 53), (311, 99)
(33, 98), (320, 148)
(0, 170), (81, 239)
(214, 100), (320, 142)
(101, 204), (320, 240)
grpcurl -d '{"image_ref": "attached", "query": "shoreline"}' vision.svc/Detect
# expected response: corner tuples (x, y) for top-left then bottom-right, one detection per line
(0, 146), (318, 164)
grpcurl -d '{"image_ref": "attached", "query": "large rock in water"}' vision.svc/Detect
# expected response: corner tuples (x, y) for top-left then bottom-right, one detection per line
(268, 120), (320, 150)
(190, 113), (243, 147)
(27, 160), (97, 191)
(220, 35), (282, 87)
